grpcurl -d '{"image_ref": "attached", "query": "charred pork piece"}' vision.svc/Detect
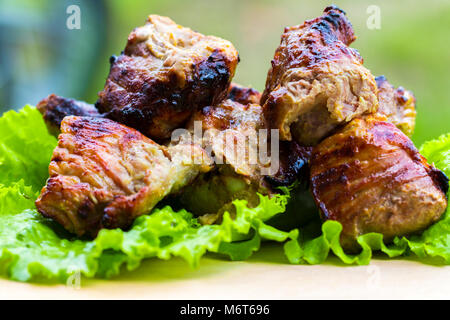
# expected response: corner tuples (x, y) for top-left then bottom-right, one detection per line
(37, 94), (100, 136)
(35, 116), (213, 237)
(96, 15), (239, 140)
(375, 75), (416, 137)
(310, 116), (448, 251)
(261, 6), (378, 146)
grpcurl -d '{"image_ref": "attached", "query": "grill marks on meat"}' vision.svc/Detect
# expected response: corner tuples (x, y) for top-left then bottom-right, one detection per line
(375, 75), (416, 137)
(261, 5), (378, 146)
(310, 116), (448, 250)
(37, 95), (101, 136)
(96, 15), (239, 140)
(35, 116), (213, 237)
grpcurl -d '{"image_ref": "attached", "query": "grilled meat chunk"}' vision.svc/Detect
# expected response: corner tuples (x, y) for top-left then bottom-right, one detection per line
(227, 83), (261, 105)
(261, 6), (378, 146)
(35, 116), (213, 237)
(37, 94), (100, 136)
(178, 97), (310, 223)
(180, 99), (270, 222)
(375, 75), (416, 137)
(96, 15), (239, 140)
(310, 116), (448, 250)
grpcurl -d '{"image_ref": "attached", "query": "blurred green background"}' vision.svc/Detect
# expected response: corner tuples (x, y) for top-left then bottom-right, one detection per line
(0, 0), (448, 145)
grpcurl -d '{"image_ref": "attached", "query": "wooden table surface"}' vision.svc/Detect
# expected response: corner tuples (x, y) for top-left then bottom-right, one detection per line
(1, 245), (449, 299)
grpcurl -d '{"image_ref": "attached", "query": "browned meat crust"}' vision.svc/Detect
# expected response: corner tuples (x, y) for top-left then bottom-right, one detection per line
(310, 116), (448, 250)
(261, 6), (378, 146)
(227, 83), (261, 105)
(96, 15), (239, 140)
(37, 94), (100, 136)
(375, 75), (416, 137)
(35, 116), (212, 237)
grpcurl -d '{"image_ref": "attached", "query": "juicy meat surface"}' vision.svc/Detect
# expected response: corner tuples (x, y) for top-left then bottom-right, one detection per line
(261, 6), (378, 146)
(310, 116), (448, 250)
(35, 116), (213, 237)
(96, 15), (239, 140)
(375, 75), (416, 137)
(37, 94), (100, 136)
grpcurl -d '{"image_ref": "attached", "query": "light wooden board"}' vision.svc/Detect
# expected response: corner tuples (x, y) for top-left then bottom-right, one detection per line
(1, 245), (449, 299)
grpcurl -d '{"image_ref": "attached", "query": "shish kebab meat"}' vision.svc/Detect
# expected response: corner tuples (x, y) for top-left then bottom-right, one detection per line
(262, 6), (447, 248)
(35, 116), (212, 237)
(310, 116), (448, 250)
(261, 6), (379, 146)
(96, 15), (239, 140)
(35, 8), (448, 252)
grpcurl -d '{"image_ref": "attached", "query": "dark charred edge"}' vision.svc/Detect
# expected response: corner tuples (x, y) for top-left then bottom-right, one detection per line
(227, 84), (261, 105)
(109, 55), (118, 65)
(376, 75), (416, 106)
(192, 49), (232, 104)
(97, 49), (233, 139)
(101, 195), (138, 233)
(309, 6), (355, 46)
(324, 5), (346, 15)
(265, 142), (313, 187)
(375, 75), (388, 88)
(429, 167), (450, 196)
(309, 176), (332, 220)
(34, 178), (77, 236)
(37, 95), (101, 135)
(76, 199), (107, 239)
(67, 116), (129, 140)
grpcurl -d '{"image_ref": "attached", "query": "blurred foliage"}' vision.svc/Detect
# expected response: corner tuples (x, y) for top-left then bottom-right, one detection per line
(0, 0), (448, 145)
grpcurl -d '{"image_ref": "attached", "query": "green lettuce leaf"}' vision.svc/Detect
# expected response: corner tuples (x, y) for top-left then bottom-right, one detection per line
(0, 181), (296, 282)
(0, 106), (56, 191)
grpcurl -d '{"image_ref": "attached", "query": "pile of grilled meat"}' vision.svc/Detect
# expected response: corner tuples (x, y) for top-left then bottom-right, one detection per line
(35, 7), (448, 251)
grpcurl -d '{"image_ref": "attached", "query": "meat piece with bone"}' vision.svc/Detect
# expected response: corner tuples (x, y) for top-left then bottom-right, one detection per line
(310, 115), (448, 251)
(35, 116), (213, 237)
(96, 15), (239, 141)
(261, 6), (378, 146)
